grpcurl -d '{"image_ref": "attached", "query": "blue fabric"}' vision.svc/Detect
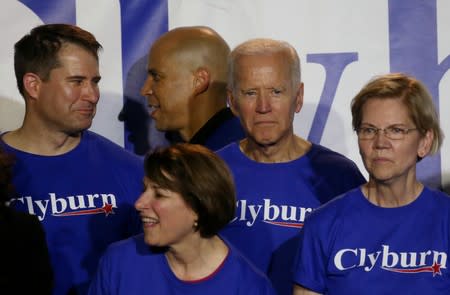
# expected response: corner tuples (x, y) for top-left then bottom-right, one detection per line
(189, 108), (245, 151)
(217, 142), (366, 295)
(293, 187), (450, 294)
(201, 110), (245, 151)
(1, 131), (144, 295)
(88, 234), (276, 295)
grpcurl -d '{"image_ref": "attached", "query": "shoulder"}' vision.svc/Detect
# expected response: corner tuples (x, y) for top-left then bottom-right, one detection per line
(308, 144), (360, 170)
(104, 234), (146, 257)
(99, 234), (162, 270)
(302, 144), (365, 203)
(425, 187), (450, 206)
(305, 188), (362, 227)
(216, 142), (240, 160)
(223, 240), (276, 293)
(83, 131), (143, 166)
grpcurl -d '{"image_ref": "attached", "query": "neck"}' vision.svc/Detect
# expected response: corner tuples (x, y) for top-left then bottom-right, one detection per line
(181, 93), (226, 142)
(240, 135), (311, 163)
(363, 179), (423, 208)
(2, 123), (82, 156)
(165, 235), (228, 281)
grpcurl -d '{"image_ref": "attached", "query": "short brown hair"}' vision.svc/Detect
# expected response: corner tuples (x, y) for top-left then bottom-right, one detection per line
(14, 23), (102, 97)
(144, 143), (235, 238)
(351, 73), (443, 154)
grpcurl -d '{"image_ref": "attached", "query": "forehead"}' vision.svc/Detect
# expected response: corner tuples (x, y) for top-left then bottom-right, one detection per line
(55, 44), (99, 72)
(234, 52), (290, 83)
(361, 97), (412, 123)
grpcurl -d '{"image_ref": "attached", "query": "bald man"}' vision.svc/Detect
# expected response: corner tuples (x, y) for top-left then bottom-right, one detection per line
(141, 26), (244, 150)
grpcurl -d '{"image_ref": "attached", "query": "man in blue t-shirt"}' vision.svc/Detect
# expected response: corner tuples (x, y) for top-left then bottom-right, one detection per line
(1, 24), (143, 295)
(140, 26), (244, 151)
(217, 38), (366, 295)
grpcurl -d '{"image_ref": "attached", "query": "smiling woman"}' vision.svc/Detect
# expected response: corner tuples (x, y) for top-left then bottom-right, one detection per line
(89, 143), (276, 295)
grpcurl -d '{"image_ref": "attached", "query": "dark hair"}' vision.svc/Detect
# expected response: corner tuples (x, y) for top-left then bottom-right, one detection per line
(0, 148), (15, 207)
(351, 73), (443, 154)
(144, 143), (236, 238)
(14, 23), (102, 96)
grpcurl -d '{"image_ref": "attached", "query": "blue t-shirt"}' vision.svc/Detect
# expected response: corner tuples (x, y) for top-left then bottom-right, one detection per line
(293, 187), (450, 294)
(1, 131), (144, 295)
(88, 234), (276, 295)
(217, 142), (365, 295)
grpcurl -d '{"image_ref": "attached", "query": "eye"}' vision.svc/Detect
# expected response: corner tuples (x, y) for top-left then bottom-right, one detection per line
(272, 88), (282, 95)
(360, 127), (377, 135)
(154, 187), (172, 199)
(152, 74), (161, 82)
(148, 70), (161, 82)
(92, 77), (101, 85)
(154, 192), (164, 199)
(243, 90), (257, 96)
(70, 79), (83, 86)
(387, 126), (406, 134)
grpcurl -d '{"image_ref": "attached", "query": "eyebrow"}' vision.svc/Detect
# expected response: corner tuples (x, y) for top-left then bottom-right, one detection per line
(147, 69), (161, 76)
(360, 123), (409, 127)
(66, 75), (101, 81)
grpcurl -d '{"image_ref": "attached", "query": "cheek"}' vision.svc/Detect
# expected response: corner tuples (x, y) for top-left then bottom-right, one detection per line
(237, 101), (255, 118)
(152, 201), (165, 213)
(93, 86), (100, 98)
(400, 142), (421, 159)
(358, 141), (371, 157)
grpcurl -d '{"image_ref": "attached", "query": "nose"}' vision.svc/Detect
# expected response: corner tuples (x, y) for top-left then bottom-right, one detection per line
(141, 77), (154, 97)
(82, 81), (100, 104)
(134, 192), (148, 211)
(255, 93), (271, 113)
(373, 130), (390, 148)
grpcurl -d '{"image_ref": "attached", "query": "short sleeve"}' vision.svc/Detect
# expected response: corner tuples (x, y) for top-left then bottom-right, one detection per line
(88, 250), (112, 295)
(292, 217), (328, 293)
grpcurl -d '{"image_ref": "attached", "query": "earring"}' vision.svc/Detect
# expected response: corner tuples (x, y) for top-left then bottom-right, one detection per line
(193, 221), (198, 229)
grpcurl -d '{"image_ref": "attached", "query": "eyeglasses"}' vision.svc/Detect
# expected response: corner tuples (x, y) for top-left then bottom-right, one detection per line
(356, 126), (418, 140)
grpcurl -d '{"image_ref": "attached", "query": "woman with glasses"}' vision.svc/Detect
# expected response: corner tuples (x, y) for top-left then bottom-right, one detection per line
(292, 73), (449, 294)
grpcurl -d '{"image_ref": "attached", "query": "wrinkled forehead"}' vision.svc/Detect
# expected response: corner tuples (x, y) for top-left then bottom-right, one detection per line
(235, 51), (288, 67)
(233, 53), (291, 84)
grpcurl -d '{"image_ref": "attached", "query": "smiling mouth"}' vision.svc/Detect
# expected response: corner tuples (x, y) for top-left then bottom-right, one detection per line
(77, 109), (95, 116)
(141, 216), (159, 226)
(147, 104), (160, 116)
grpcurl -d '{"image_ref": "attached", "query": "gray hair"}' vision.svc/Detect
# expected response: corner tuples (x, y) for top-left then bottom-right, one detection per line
(227, 38), (301, 93)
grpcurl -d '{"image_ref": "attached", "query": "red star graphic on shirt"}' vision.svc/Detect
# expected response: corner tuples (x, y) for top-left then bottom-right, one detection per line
(101, 203), (115, 216)
(431, 261), (442, 277)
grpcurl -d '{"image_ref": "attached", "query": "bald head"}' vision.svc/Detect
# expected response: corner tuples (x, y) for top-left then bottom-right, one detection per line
(141, 26), (231, 141)
(152, 26), (230, 84)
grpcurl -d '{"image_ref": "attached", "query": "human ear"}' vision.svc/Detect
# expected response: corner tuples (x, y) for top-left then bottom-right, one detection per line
(23, 73), (41, 100)
(228, 89), (239, 117)
(294, 82), (304, 113)
(417, 130), (433, 158)
(193, 68), (210, 95)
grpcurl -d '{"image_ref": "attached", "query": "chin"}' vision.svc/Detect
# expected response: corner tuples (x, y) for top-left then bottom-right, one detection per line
(144, 235), (161, 247)
(370, 173), (396, 184)
(254, 137), (278, 146)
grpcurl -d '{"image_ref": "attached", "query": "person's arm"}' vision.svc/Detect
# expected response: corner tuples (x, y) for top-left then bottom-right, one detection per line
(293, 284), (322, 295)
